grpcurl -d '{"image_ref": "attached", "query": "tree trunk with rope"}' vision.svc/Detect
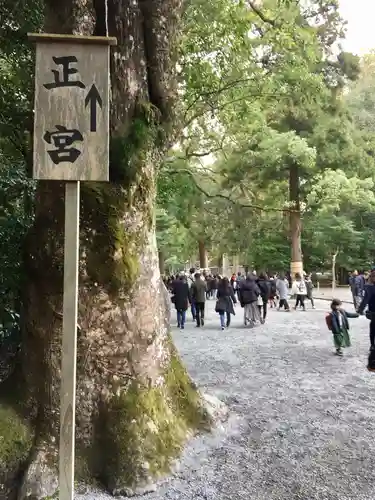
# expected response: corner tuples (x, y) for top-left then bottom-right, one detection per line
(289, 162), (303, 277)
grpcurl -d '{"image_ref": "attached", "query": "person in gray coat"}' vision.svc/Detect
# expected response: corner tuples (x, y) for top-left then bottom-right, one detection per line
(276, 273), (290, 311)
(191, 272), (207, 327)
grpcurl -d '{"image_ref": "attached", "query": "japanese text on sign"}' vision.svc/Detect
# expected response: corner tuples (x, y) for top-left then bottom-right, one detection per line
(32, 40), (110, 181)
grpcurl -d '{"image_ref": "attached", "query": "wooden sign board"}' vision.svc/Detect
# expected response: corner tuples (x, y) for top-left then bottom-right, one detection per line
(30, 35), (116, 181)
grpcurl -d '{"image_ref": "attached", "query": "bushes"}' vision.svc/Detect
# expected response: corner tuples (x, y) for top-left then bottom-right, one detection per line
(0, 161), (35, 382)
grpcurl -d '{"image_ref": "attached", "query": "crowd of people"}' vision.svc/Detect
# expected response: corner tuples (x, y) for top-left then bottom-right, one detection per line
(164, 268), (316, 331)
(165, 266), (375, 370)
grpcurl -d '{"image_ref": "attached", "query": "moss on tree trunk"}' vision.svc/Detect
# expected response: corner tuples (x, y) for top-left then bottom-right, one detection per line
(0, 405), (33, 499)
(96, 341), (209, 493)
(0, 0), (210, 498)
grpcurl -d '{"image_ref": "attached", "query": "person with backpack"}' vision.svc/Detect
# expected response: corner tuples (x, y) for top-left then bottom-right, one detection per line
(326, 299), (359, 356)
(292, 273), (307, 311)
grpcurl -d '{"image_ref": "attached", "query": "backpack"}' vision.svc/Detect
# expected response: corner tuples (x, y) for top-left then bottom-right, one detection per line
(325, 313), (333, 331)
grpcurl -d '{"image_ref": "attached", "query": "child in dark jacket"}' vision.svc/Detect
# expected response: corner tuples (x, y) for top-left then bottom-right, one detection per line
(327, 299), (359, 356)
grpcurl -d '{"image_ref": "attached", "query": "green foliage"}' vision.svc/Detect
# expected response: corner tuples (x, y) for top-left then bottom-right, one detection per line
(0, 403), (33, 495)
(156, 0), (375, 275)
(0, 0), (41, 350)
(0, 160), (35, 343)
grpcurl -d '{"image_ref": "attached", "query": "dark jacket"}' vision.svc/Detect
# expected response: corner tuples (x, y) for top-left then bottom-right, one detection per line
(216, 286), (236, 315)
(171, 279), (190, 311)
(257, 278), (270, 300)
(329, 309), (358, 334)
(355, 274), (366, 296)
(358, 283), (375, 314)
(305, 279), (314, 297)
(349, 275), (356, 292)
(269, 279), (277, 298)
(238, 278), (260, 305)
(191, 279), (207, 303)
(211, 277), (219, 290)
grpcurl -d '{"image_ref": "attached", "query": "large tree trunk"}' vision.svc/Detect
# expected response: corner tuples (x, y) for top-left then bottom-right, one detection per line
(332, 249), (339, 291)
(0, 1), (208, 498)
(198, 240), (208, 269)
(289, 162), (303, 278)
(158, 250), (166, 276)
(217, 254), (224, 275)
(232, 255), (240, 274)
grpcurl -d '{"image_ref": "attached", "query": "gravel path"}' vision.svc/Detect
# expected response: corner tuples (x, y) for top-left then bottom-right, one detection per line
(77, 299), (375, 500)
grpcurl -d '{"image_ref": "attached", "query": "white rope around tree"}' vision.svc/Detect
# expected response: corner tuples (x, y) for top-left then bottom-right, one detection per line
(105, 0), (108, 36)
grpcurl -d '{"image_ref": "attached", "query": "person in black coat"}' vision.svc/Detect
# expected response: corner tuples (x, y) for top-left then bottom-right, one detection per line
(269, 276), (277, 308)
(171, 275), (191, 329)
(257, 272), (270, 323)
(238, 274), (261, 326)
(357, 269), (375, 370)
(215, 277), (236, 330)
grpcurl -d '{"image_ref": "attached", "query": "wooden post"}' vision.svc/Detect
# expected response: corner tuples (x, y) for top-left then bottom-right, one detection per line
(28, 33), (117, 500)
(60, 181), (80, 500)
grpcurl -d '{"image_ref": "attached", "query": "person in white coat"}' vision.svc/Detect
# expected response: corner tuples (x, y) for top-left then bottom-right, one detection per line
(292, 273), (307, 311)
(276, 273), (290, 311)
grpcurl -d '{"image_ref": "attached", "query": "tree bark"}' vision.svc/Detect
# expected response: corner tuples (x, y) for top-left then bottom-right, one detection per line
(1, 1), (208, 498)
(158, 250), (165, 275)
(198, 240), (208, 269)
(332, 249), (339, 291)
(289, 162), (303, 278)
(217, 254), (224, 275)
(232, 255), (240, 274)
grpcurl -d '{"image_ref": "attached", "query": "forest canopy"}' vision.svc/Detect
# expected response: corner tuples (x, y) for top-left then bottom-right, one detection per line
(157, 0), (375, 277)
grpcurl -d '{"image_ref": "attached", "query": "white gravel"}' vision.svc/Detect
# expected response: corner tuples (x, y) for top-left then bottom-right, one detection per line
(76, 300), (375, 500)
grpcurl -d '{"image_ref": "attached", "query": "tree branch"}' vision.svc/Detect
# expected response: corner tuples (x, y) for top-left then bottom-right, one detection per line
(168, 167), (296, 213)
(247, 1), (277, 26)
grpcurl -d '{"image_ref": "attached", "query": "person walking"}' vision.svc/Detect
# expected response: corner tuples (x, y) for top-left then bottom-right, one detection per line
(327, 299), (359, 356)
(358, 269), (375, 355)
(215, 277), (237, 330)
(355, 271), (366, 308)
(188, 267), (197, 321)
(191, 272), (207, 327)
(305, 274), (315, 309)
(211, 274), (219, 300)
(292, 273), (307, 311)
(257, 272), (270, 323)
(276, 273), (290, 311)
(349, 270), (358, 308)
(238, 273), (261, 327)
(171, 274), (190, 329)
(269, 276), (277, 308)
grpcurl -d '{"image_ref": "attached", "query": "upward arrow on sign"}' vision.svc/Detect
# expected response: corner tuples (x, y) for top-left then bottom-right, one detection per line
(85, 84), (102, 132)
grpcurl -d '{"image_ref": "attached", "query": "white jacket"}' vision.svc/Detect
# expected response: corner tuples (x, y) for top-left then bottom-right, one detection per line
(292, 280), (307, 295)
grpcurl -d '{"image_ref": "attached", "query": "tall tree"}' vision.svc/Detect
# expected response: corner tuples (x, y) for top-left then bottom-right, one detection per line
(1, 0), (208, 497)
